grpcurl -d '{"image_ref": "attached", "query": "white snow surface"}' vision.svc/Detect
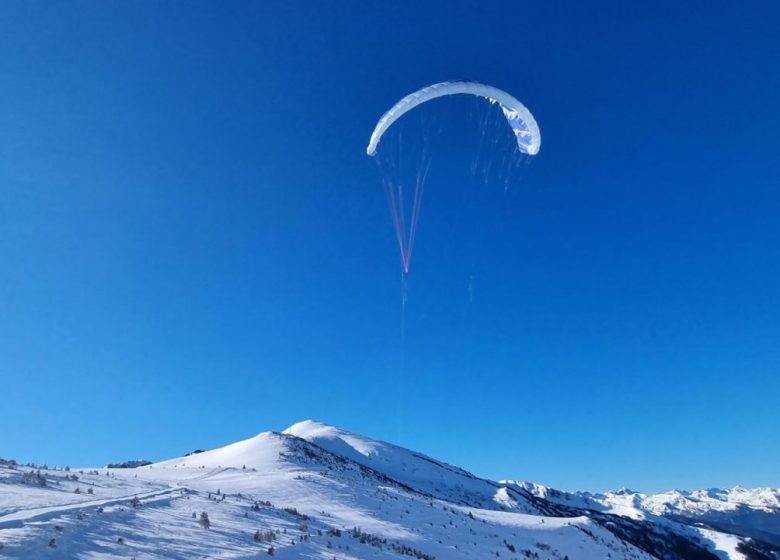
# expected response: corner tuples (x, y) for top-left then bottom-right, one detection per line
(0, 420), (774, 559)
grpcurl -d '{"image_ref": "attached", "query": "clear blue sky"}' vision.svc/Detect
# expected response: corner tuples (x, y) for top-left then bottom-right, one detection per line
(1, 1), (778, 493)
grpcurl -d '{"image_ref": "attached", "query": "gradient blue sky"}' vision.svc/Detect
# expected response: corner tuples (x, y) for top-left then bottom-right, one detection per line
(1, 1), (779, 492)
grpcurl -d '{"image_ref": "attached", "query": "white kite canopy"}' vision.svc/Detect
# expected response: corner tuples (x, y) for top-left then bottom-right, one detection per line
(366, 80), (541, 157)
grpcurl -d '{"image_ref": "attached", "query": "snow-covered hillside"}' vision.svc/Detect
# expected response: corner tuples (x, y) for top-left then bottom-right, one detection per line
(1, 421), (777, 559)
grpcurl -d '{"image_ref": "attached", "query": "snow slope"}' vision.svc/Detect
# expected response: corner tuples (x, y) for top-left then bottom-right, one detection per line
(1, 421), (777, 560)
(283, 420), (546, 514)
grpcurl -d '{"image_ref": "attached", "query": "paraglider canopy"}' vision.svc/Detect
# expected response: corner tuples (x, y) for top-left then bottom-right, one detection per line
(368, 79), (541, 280)
(367, 80), (541, 157)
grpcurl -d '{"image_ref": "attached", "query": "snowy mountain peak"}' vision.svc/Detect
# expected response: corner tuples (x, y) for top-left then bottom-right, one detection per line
(283, 420), (508, 507)
(283, 418), (327, 435)
(151, 429), (286, 470)
(283, 419), (384, 459)
(611, 487), (640, 496)
(283, 420), (399, 468)
(283, 418), (329, 432)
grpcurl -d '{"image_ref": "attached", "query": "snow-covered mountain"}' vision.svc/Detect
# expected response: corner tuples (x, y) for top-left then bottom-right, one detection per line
(510, 481), (780, 549)
(1, 420), (777, 559)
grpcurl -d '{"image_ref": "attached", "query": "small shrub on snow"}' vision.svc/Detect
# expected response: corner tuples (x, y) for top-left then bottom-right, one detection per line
(21, 470), (46, 486)
(254, 530), (276, 543)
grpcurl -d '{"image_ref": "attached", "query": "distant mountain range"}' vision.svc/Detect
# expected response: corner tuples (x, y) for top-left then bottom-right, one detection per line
(509, 480), (780, 549)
